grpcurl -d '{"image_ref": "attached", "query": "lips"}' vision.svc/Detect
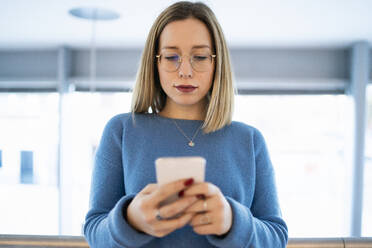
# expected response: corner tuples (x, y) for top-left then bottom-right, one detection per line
(174, 84), (198, 93)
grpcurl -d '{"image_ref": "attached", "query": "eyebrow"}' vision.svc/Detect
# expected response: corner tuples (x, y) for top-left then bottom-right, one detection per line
(161, 45), (211, 50)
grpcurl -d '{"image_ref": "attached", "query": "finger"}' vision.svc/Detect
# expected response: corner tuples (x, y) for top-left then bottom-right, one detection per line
(153, 212), (194, 233)
(185, 197), (215, 213)
(140, 184), (158, 195)
(159, 196), (198, 219)
(152, 178), (194, 206)
(183, 182), (220, 198)
(189, 212), (214, 227)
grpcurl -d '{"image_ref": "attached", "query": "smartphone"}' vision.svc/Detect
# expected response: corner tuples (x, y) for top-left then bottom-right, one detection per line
(155, 156), (206, 207)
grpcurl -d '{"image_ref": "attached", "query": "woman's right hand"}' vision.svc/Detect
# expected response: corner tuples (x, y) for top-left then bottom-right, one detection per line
(126, 178), (198, 237)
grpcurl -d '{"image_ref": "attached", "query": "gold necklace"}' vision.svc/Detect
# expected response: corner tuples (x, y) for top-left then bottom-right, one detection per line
(172, 119), (203, 147)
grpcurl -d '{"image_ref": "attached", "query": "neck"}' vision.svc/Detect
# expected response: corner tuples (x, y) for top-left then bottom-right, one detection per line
(159, 99), (207, 121)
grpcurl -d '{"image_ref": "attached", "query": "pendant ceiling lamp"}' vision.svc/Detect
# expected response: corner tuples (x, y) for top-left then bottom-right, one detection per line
(69, 7), (120, 92)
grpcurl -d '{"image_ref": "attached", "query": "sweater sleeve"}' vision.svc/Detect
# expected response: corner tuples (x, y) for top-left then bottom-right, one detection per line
(83, 115), (154, 248)
(206, 128), (288, 248)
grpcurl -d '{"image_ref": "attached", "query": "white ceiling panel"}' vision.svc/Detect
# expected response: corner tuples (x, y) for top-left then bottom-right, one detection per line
(0, 0), (371, 48)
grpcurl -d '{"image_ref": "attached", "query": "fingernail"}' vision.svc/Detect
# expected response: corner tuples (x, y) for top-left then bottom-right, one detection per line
(197, 194), (205, 199)
(178, 190), (184, 197)
(184, 178), (194, 186)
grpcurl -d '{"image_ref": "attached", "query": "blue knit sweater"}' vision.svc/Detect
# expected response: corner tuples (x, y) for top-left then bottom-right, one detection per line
(84, 113), (288, 248)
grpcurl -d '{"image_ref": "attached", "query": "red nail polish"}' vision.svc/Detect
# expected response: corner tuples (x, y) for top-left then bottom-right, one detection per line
(197, 194), (205, 199)
(184, 178), (194, 186)
(178, 190), (184, 197)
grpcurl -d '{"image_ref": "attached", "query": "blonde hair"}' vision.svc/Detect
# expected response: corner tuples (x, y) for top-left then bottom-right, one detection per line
(131, 1), (234, 133)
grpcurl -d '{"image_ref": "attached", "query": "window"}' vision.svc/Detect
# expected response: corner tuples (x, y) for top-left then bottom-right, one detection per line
(234, 94), (350, 237)
(0, 93), (59, 234)
(1, 91), (366, 237)
(20, 150), (34, 184)
(59, 92), (132, 235)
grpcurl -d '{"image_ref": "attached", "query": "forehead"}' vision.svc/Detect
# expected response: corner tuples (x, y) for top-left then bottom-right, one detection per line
(158, 18), (213, 51)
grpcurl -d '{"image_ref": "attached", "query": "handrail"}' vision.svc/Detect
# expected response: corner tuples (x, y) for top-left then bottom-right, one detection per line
(0, 235), (371, 247)
(287, 237), (372, 247)
(0, 235), (88, 247)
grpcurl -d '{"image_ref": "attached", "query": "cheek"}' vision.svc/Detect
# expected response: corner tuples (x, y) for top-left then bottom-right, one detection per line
(157, 66), (168, 89)
(203, 71), (214, 90)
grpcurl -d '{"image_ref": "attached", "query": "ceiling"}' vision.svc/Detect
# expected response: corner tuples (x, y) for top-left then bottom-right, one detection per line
(1, 0), (372, 49)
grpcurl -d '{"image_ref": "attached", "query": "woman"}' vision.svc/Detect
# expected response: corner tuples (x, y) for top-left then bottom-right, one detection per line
(84, 1), (288, 247)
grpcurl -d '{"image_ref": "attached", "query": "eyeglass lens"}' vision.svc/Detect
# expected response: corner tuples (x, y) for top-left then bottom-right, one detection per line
(159, 53), (213, 72)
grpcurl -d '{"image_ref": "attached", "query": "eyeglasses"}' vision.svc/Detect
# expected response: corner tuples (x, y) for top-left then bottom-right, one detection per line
(156, 52), (216, 72)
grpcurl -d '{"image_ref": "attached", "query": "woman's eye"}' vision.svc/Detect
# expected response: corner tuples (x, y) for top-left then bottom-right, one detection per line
(193, 55), (208, 61)
(164, 55), (179, 61)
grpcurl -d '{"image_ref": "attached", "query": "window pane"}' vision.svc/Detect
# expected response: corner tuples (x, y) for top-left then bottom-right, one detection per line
(0, 93), (59, 234)
(60, 92), (132, 235)
(234, 94), (350, 237)
(362, 85), (372, 236)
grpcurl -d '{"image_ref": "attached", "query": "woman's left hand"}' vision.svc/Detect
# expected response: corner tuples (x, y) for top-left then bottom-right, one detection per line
(183, 182), (233, 236)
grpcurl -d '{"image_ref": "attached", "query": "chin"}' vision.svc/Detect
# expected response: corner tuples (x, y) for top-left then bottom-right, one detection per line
(173, 97), (203, 107)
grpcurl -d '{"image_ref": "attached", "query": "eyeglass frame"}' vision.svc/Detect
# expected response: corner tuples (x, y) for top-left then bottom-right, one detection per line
(155, 53), (217, 72)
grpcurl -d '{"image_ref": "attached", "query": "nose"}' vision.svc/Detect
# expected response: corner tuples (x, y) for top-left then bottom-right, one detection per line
(178, 55), (193, 78)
